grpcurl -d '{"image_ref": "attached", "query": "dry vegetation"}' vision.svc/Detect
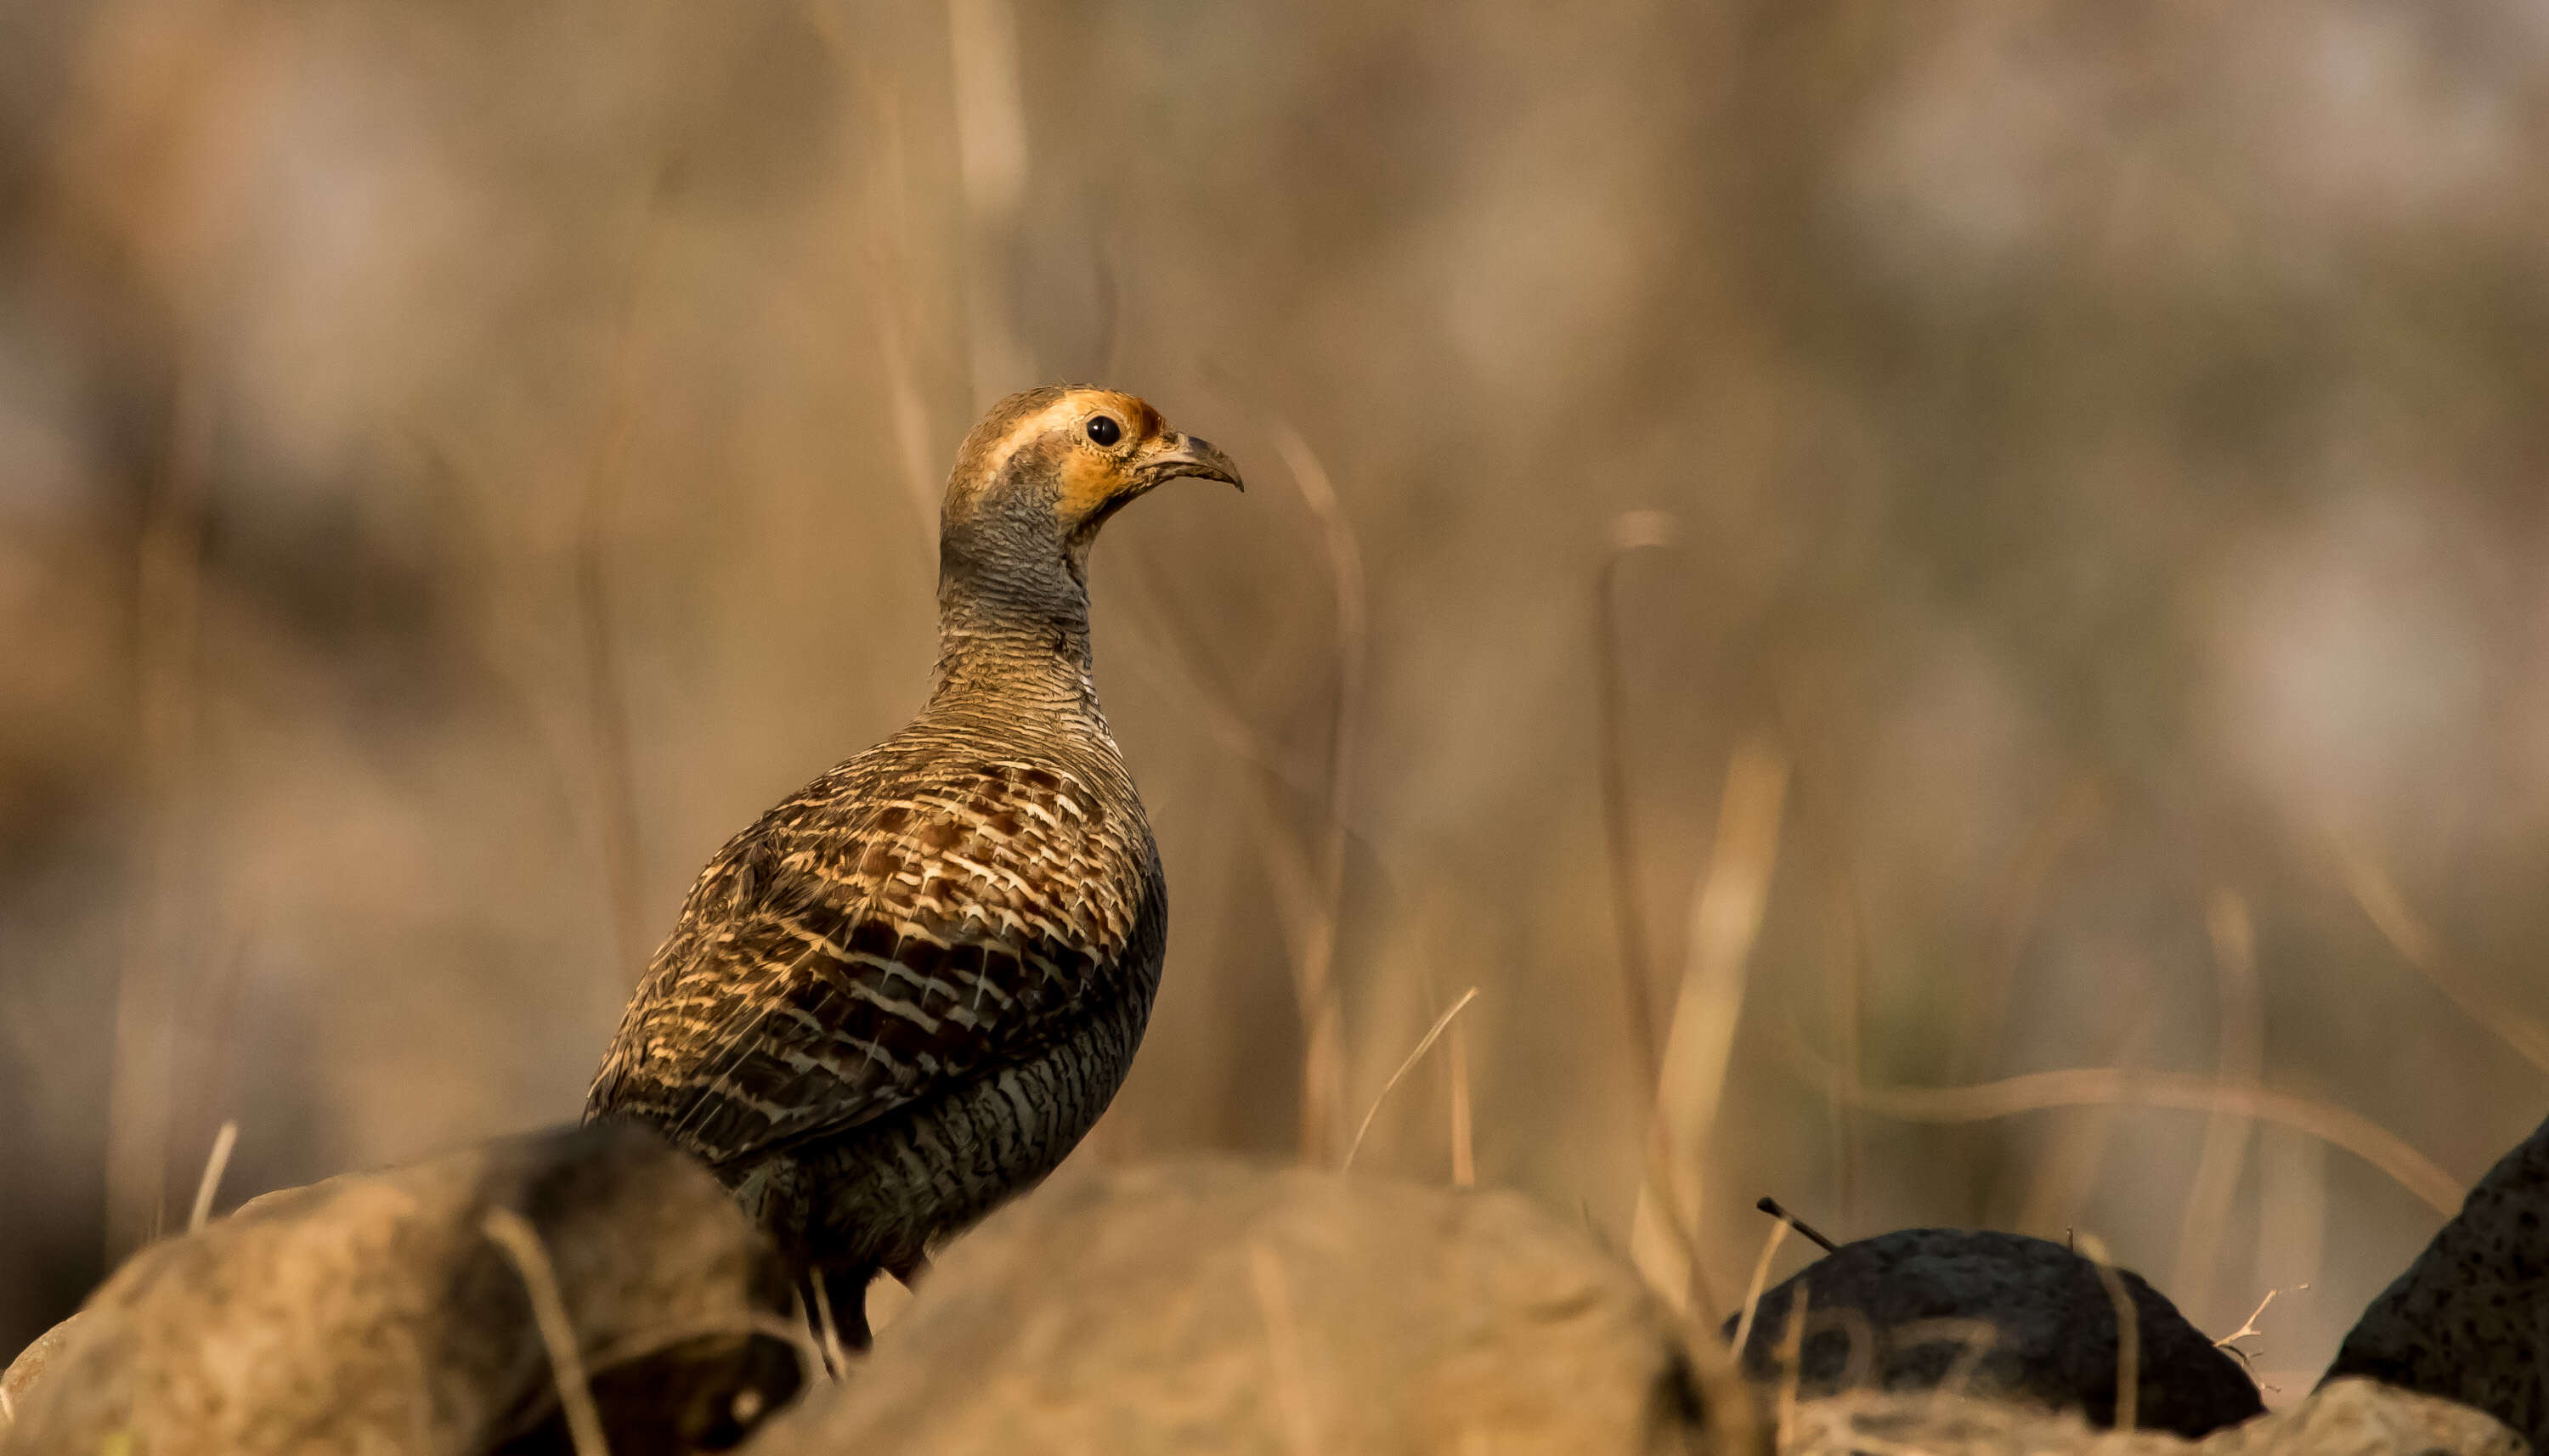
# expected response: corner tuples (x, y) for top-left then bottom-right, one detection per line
(5, 0), (2549, 1402)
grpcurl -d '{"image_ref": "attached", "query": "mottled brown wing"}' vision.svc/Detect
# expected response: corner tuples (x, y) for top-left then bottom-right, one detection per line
(587, 756), (1161, 1169)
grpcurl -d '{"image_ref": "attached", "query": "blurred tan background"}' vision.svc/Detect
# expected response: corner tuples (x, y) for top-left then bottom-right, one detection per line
(5, 0), (2548, 1397)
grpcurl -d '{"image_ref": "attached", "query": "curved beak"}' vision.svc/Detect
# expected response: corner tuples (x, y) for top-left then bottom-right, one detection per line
(1145, 432), (1245, 491)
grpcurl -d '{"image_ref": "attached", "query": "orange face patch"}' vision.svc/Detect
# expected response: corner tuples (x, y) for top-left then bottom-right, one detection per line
(1050, 391), (1166, 526)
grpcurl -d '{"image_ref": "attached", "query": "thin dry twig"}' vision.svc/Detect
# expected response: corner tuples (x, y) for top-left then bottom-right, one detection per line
(2213, 1284), (2306, 1352)
(1755, 1195), (1840, 1254)
(483, 1208), (610, 1456)
(187, 1120), (237, 1234)
(1789, 1049), (2462, 1215)
(1342, 987), (1480, 1171)
(2072, 1232), (2138, 1433)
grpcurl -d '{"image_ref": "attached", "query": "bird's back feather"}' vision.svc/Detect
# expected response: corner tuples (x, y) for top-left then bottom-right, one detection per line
(587, 714), (1163, 1173)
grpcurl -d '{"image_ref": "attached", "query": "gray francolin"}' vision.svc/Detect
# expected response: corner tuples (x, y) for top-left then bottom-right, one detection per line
(586, 386), (1241, 1343)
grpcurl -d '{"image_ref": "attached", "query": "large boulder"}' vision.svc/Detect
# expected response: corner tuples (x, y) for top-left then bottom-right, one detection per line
(754, 1158), (1761, 1456)
(1725, 1229), (2262, 1438)
(2324, 1107), (2549, 1453)
(0, 1121), (802, 1456)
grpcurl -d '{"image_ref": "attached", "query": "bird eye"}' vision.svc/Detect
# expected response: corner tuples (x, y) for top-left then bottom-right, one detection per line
(1085, 415), (1122, 446)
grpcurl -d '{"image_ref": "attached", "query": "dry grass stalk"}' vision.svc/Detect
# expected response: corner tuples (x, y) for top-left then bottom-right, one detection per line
(2171, 890), (2260, 1324)
(2071, 1232), (2138, 1433)
(482, 1208), (610, 1456)
(1596, 510), (1677, 1093)
(186, 1119), (236, 1234)
(807, 1278), (850, 1382)
(1729, 1215), (1791, 1357)
(2015, 1013), (2150, 1237)
(1953, 776), (2105, 1083)
(2328, 827), (2549, 1075)
(1342, 986), (1479, 1171)
(945, 0), (1033, 404)
(1774, 1286), (1810, 1450)
(1631, 738), (1792, 1319)
(107, 367), (214, 1261)
(571, 2), (687, 987)
(1795, 1053), (2461, 1215)
(1267, 418), (1369, 1165)
(1446, 1009), (1475, 1188)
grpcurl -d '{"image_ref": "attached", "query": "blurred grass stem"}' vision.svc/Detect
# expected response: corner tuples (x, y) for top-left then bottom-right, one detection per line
(2171, 890), (2260, 1326)
(483, 1208), (611, 1456)
(1342, 986), (1478, 1171)
(1631, 737), (1789, 1319)
(2074, 1232), (2138, 1432)
(1596, 511), (1676, 1093)
(106, 368), (212, 1261)
(186, 1119), (236, 1234)
(1794, 1051), (2461, 1216)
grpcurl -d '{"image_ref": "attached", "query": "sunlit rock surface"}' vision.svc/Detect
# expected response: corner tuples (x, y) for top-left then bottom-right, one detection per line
(755, 1159), (1760, 1456)
(0, 1122), (800, 1456)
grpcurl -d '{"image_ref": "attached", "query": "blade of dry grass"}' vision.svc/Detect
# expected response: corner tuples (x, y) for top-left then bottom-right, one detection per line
(1596, 510), (1677, 1095)
(571, 0), (692, 989)
(1631, 737), (1790, 1318)
(1729, 1216), (1791, 1357)
(107, 365), (213, 1261)
(2010, 1005), (2152, 1237)
(1342, 986), (1479, 1171)
(1774, 1287), (1810, 1448)
(483, 1208), (610, 1456)
(1267, 418), (1367, 1166)
(803, 7), (951, 550)
(186, 1119), (236, 1234)
(1447, 1006), (1476, 1188)
(2327, 827), (2549, 1075)
(2171, 889), (2260, 1326)
(2073, 1232), (2138, 1432)
(946, 0), (1034, 403)
(1953, 776), (2105, 1083)
(1791, 1051), (2461, 1216)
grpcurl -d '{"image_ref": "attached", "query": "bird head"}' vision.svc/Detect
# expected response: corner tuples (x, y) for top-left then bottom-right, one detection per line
(940, 386), (1242, 602)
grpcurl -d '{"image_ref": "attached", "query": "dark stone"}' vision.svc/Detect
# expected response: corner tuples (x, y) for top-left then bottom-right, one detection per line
(1723, 1227), (2263, 1438)
(2324, 1108), (2549, 1453)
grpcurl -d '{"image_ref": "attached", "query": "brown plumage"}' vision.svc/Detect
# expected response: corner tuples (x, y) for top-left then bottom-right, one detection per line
(585, 386), (1241, 1342)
